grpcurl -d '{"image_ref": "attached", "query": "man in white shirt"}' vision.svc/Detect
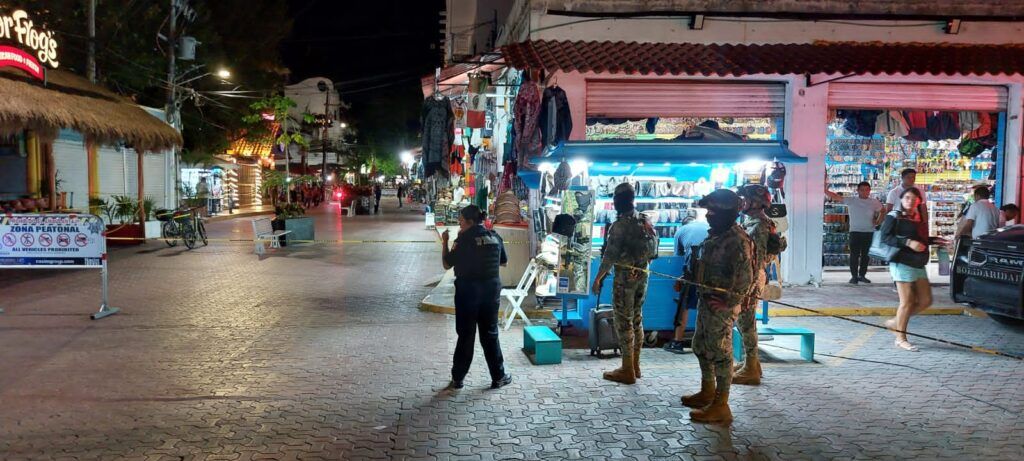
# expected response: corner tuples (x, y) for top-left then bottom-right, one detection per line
(958, 186), (1000, 239)
(886, 168), (928, 214)
(827, 182), (884, 284)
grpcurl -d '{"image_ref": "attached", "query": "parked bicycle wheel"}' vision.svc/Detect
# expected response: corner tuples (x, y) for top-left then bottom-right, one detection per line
(162, 221), (178, 247)
(197, 219), (208, 246)
(182, 220), (197, 249)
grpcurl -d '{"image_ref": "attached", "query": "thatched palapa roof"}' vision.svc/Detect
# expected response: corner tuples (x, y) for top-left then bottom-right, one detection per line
(0, 68), (182, 152)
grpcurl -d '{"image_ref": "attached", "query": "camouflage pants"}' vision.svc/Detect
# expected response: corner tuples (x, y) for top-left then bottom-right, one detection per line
(692, 299), (741, 393)
(612, 273), (647, 357)
(737, 269), (767, 357)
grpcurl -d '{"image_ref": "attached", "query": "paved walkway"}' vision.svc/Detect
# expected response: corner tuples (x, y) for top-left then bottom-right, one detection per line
(1, 203), (1022, 460)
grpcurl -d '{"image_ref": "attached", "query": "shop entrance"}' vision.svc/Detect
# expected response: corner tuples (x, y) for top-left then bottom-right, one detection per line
(823, 109), (1004, 276)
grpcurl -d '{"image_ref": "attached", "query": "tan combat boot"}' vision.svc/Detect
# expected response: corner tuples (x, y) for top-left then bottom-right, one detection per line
(690, 390), (733, 424)
(603, 352), (636, 385)
(633, 344), (642, 379)
(732, 352), (762, 386)
(680, 379), (715, 408)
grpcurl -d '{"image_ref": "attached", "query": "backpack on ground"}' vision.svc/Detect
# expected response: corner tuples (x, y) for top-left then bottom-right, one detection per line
(589, 305), (619, 358)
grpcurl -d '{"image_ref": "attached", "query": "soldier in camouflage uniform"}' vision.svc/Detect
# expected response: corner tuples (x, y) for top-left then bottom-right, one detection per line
(680, 189), (754, 425)
(733, 184), (777, 386)
(592, 183), (659, 385)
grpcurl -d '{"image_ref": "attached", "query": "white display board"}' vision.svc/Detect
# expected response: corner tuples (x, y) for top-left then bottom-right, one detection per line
(0, 213), (104, 268)
(0, 213), (119, 319)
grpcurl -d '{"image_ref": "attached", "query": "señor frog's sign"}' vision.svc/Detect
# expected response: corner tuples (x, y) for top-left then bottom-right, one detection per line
(0, 9), (59, 79)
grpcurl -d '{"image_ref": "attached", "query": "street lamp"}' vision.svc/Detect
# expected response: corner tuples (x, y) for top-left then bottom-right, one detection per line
(339, 122), (348, 129)
(400, 150), (414, 166)
(216, 68), (231, 79)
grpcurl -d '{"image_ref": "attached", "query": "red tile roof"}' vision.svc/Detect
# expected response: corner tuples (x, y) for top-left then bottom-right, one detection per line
(501, 40), (1024, 77)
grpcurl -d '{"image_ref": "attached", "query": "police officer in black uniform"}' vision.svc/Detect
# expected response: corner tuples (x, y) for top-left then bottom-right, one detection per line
(441, 205), (513, 390)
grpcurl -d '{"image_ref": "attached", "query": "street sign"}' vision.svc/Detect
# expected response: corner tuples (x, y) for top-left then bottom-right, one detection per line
(0, 213), (103, 267)
(0, 213), (119, 319)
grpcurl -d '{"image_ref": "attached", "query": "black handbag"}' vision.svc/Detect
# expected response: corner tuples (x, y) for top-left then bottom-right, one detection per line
(869, 225), (900, 262)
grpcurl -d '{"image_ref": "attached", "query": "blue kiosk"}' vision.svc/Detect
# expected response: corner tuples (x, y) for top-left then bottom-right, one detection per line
(528, 140), (807, 334)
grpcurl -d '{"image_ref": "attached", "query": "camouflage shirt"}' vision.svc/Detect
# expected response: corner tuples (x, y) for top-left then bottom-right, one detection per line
(742, 214), (774, 269)
(695, 223), (755, 307)
(599, 210), (659, 279)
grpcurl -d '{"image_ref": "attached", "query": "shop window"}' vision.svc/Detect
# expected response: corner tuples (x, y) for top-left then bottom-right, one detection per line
(585, 117), (782, 142)
(823, 109), (1000, 270)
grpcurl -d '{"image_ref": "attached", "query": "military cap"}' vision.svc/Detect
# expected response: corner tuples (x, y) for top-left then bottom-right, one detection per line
(697, 188), (741, 210)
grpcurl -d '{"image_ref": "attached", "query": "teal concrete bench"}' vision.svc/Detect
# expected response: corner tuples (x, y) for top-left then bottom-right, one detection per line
(523, 325), (562, 365)
(733, 325), (815, 362)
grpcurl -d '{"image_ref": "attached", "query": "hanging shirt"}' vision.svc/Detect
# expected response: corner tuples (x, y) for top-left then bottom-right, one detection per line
(421, 96), (454, 178)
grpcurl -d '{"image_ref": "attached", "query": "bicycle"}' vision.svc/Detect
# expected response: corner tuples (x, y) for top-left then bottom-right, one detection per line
(156, 207), (208, 249)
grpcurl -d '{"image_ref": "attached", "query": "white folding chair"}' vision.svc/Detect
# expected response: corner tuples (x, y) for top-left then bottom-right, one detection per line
(500, 259), (539, 330)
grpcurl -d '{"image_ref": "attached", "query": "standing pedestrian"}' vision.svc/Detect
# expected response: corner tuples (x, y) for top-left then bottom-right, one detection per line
(397, 183), (406, 208)
(373, 183), (382, 214)
(680, 189), (754, 424)
(826, 182), (884, 284)
(880, 187), (933, 352)
(591, 183), (659, 385)
(665, 209), (709, 354)
(886, 168), (928, 219)
(957, 186), (999, 239)
(441, 205), (512, 389)
(195, 177), (210, 217)
(733, 184), (783, 386)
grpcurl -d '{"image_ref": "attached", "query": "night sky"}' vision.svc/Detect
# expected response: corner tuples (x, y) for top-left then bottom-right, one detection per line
(282, 0), (444, 106)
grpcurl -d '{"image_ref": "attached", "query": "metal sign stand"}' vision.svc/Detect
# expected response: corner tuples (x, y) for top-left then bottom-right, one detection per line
(90, 258), (119, 320)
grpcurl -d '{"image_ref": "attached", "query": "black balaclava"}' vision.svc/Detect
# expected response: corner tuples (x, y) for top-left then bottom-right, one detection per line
(613, 183), (635, 215)
(708, 209), (739, 233)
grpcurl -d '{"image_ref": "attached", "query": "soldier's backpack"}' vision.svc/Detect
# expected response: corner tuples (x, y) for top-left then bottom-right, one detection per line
(589, 304), (620, 357)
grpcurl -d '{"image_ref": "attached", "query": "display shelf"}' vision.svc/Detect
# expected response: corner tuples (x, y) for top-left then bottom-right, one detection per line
(595, 197), (696, 203)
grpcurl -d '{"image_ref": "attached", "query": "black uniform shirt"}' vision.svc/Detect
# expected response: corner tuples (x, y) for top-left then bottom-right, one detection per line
(445, 225), (508, 280)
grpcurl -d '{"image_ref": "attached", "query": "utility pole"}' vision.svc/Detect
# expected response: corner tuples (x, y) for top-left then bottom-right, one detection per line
(321, 89), (329, 184)
(86, 0), (96, 83)
(165, 0), (179, 205)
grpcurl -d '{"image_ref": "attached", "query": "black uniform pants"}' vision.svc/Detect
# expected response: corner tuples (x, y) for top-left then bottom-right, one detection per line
(452, 278), (505, 382)
(849, 231), (873, 278)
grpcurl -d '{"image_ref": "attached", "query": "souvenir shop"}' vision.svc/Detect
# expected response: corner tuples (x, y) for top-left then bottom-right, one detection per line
(526, 120), (804, 331)
(823, 84), (1008, 271)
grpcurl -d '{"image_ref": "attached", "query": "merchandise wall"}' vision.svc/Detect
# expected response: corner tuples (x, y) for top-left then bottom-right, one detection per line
(824, 110), (1001, 268)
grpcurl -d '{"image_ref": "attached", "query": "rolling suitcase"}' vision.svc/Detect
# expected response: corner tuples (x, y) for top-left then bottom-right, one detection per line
(589, 304), (620, 357)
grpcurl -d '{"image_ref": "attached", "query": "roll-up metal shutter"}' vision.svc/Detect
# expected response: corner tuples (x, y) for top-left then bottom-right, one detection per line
(828, 83), (1007, 111)
(98, 146), (126, 200)
(586, 80), (786, 118)
(124, 149), (139, 199)
(52, 139), (88, 210)
(143, 151), (167, 206)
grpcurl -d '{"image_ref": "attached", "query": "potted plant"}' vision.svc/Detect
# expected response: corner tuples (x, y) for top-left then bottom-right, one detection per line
(105, 195), (145, 246)
(272, 202), (313, 246)
(141, 197), (162, 239)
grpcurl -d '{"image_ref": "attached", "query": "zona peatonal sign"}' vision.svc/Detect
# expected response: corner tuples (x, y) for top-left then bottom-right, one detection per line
(0, 213), (103, 268)
(0, 9), (60, 80)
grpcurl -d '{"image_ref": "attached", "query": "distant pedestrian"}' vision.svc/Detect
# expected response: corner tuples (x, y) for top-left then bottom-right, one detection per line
(591, 183), (659, 385)
(195, 177), (210, 216)
(880, 187), (932, 352)
(373, 184), (382, 214)
(665, 209), (709, 355)
(958, 186), (999, 239)
(441, 205), (512, 390)
(397, 183), (406, 208)
(826, 182), (884, 284)
(1000, 203), (1019, 227)
(681, 189), (754, 425)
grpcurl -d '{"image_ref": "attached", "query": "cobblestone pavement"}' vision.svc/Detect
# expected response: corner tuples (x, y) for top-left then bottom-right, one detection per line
(1, 204), (1022, 460)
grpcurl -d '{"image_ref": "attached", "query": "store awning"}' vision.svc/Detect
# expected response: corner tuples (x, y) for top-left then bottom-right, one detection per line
(501, 40), (1024, 77)
(0, 68), (182, 151)
(538, 141), (807, 165)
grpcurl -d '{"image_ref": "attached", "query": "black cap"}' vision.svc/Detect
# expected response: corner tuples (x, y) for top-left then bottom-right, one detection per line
(698, 189), (741, 210)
